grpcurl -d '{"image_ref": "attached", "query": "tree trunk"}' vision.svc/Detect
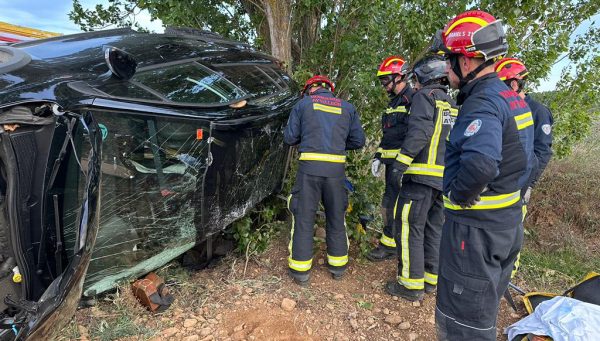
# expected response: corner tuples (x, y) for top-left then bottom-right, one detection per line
(262, 0), (293, 73)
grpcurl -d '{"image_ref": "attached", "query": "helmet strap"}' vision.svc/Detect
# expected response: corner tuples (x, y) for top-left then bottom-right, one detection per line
(451, 55), (495, 89)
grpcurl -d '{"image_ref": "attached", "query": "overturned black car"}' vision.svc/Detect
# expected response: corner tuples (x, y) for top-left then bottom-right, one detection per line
(0, 28), (297, 340)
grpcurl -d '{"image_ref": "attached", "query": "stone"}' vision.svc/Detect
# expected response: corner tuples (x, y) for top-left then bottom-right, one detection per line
(234, 324), (245, 332)
(427, 316), (435, 324)
(231, 330), (246, 341)
(162, 328), (178, 338)
(307, 327), (313, 335)
(392, 296), (398, 301)
(384, 315), (402, 325)
(281, 298), (297, 311)
(183, 336), (199, 341)
(242, 295), (250, 300)
(367, 317), (375, 324)
(326, 304), (334, 310)
(392, 332), (400, 338)
(200, 336), (214, 341)
(383, 308), (390, 315)
(510, 312), (521, 319)
(184, 319), (198, 328)
(374, 294), (380, 299)
(245, 288), (253, 294)
(200, 328), (212, 337)
(408, 332), (418, 341)
(399, 321), (411, 330)
(334, 294), (344, 300)
(412, 301), (421, 307)
(350, 319), (359, 330)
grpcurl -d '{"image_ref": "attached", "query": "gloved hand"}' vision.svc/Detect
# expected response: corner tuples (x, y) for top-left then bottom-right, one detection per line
(391, 168), (403, 188)
(523, 187), (532, 204)
(448, 191), (481, 209)
(371, 159), (383, 177)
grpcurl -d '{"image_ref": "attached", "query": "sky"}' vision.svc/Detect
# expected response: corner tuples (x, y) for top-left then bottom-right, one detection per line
(1, 0), (597, 92)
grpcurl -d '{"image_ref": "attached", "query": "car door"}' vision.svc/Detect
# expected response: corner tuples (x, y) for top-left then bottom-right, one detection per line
(0, 103), (101, 341)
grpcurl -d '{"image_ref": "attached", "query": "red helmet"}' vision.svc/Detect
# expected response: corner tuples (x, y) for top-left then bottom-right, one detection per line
(495, 58), (529, 81)
(439, 10), (508, 60)
(377, 56), (409, 77)
(303, 75), (334, 93)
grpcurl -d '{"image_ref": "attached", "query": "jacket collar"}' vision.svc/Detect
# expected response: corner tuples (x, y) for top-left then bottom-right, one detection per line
(457, 72), (498, 105)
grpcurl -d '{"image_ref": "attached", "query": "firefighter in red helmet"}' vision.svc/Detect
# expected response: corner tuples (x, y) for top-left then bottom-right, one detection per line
(366, 56), (415, 262)
(284, 75), (365, 285)
(433, 10), (535, 340)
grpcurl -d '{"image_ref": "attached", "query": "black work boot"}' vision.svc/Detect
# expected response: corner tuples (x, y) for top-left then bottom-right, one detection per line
(425, 283), (437, 294)
(385, 281), (424, 302)
(329, 268), (345, 281)
(366, 245), (396, 262)
(288, 269), (310, 286)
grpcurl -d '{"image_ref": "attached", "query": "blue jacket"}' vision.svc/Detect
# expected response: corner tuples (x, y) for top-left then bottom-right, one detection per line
(284, 88), (365, 177)
(443, 73), (535, 229)
(525, 95), (553, 188)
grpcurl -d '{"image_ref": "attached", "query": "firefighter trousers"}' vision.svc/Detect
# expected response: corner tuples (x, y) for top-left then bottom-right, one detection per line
(379, 165), (401, 249)
(287, 171), (349, 275)
(435, 219), (524, 340)
(393, 181), (443, 290)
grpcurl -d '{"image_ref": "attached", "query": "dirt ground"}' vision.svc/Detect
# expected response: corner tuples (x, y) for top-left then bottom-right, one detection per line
(68, 231), (526, 341)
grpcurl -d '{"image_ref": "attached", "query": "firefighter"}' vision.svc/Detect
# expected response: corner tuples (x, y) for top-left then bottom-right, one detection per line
(495, 58), (554, 279)
(284, 75), (366, 285)
(367, 56), (415, 261)
(495, 57), (554, 207)
(432, 10), (535, 340)
(384, 54), (458, 301)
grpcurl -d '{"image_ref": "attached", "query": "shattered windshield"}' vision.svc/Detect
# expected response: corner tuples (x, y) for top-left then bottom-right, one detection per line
(132, 62), (247, 104)
(93, 61), (291, 105)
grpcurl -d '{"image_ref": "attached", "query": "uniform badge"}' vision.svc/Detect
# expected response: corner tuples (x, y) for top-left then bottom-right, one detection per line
(542, 124), (552, 135)
(464, 119), (482, 136)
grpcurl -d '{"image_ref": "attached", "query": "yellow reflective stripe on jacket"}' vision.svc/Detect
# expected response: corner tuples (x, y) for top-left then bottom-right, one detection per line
(400, 201), (413, 280)
(299, 153), (346, 163)
(385, 107), (407, 114)
(327, 254), (349, 267)
(313, 103), (342, 115)
(287, 194), (294, 254)
(424, 272), (438, 285)
(404, 163), (444, 177)
(395, 153), (413, 166)
(377, 148), (401, 159)
(288, 257), (313, 272)
(399, 276), (424, 290)
(380, 233), (396, 248)
(443, 190), (521, 210)
(428, 101), (448, 164)
(515, 112), (533, 130)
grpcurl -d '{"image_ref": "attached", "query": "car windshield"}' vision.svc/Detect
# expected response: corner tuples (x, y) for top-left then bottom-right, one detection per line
(93, 61), (290, 105)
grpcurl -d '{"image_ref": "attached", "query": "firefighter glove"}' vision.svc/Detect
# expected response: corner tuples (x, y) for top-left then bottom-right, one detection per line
(523, 187), (532, 204)
(371, 159), (383, 177)
(448, 191), (481, 209)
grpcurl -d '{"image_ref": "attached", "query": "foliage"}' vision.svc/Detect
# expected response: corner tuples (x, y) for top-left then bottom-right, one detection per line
(231, 197), (287, 255)
(69, 0), (600, 251)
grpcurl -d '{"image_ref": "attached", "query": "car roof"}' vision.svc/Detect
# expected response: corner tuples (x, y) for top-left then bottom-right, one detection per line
(0, 28), (281, 105)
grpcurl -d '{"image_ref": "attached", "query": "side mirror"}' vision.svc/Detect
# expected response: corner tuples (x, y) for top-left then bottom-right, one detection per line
(104, 46), (137, 80)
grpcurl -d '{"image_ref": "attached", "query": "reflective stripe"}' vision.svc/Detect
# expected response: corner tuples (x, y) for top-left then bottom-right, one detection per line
(425, 272), (438, 285)
(327, 254), (349, 267)
(429, 101), (447, 164)
(522, 204), (528, 222)
(288, 257), (313, 272)
(377, 148), (400, 159)
(380, 233), (396, 248)
(385, 107), (407, 114)
(287, 194), (294, 254)
(399, 276), (424, 290)
(405, 163), (444, 177)
(400, 201), (412, 280)
(313, 103), (342, 115)
(443, 190), (521, 210)
(511, 252), (521, 279)
(299, 153), (346, 163)
(515, 112), (533, 130)
(395, 153), (413, 166)
(445, 17), (489, 36)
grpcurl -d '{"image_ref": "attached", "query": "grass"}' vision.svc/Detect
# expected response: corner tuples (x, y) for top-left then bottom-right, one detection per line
(517, 122), (600, 293)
